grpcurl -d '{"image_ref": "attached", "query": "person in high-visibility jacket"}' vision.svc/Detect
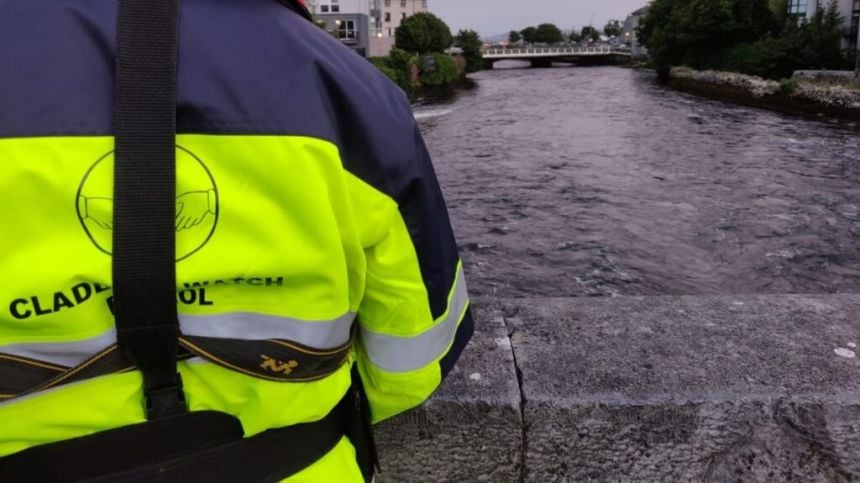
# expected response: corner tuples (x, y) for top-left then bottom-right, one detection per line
(0, 0), (473, 480)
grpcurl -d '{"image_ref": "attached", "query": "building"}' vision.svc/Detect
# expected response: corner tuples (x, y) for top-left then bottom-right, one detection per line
(368, 0), (428, 57)
(312, 0), (372, 57)
(622, 5), (650, 58)
(309, 0), (429, 57)
(788, 0), (860, 49)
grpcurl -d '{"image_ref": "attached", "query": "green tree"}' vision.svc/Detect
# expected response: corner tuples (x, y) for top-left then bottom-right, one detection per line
(603, 20), (622, 37)
(805, 0), (848, 68)
(520, 26), (538, 44)
(638, 0), (775, 79)
(534, 23), (565, 44)
(729, 0), (845, 77)
(509, 30), (522, 44)
(455, 29), (484, 73)
(769, 0), (789, 33)
(395, 12), (453, 54)
(568, 28), (581, 43)
(580, 25), (600, 42)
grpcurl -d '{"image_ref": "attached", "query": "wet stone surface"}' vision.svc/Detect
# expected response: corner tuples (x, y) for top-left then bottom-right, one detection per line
(504, 295), (860, 482)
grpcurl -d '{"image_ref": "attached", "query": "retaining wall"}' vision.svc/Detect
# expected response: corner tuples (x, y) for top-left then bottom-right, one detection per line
(669, 67), (860, 121)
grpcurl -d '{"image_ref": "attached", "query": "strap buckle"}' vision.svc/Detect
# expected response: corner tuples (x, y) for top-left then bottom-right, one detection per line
(145, 372), (187, 420)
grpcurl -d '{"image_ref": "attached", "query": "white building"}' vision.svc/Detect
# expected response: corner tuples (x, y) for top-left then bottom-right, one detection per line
(313, 0), (369, 15)
(622, 6), (650, 58)
(311, 0), (372, 56)
(368, 0), (428, 57)
(309, 0), (430, 57)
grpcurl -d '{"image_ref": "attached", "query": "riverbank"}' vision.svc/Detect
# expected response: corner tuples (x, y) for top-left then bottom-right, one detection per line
(371, 51), (468, 100)
(669, 67), (860, 121)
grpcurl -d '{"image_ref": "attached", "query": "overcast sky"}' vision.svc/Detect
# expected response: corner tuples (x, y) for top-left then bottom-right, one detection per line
(429, 0), (648, 37)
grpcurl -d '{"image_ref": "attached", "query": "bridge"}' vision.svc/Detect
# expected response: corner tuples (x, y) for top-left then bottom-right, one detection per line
(481, 46), (632, 68)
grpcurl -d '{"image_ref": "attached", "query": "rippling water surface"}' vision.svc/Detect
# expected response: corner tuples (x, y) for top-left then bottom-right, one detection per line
(415, 66), (860, 298)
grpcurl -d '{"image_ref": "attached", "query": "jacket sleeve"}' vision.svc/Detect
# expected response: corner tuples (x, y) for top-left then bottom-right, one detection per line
(351, 123), (474, 424)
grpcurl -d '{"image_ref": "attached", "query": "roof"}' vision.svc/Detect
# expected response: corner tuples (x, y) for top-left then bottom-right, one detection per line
(631, 5), (650, 16)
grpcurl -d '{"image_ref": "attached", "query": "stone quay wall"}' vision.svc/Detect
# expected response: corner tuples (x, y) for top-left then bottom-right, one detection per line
(376, 295), (860, 482)
(669, 67), (860, 121)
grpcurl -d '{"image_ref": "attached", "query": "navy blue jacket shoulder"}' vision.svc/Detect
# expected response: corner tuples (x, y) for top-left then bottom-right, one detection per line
(0, 0), (473, 374)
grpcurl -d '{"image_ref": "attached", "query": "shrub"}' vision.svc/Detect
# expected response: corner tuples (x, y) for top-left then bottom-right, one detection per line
(842, 49), (859, 71)
(778, 78), (799, 96)
(388, 48), (417, 72)
(368, 56), (390, 70)
(387, 49), (419, 92)
(420, 53), (458, 86)
(376, 64), (399, 85)
(367, 51), (417, 93)
(726, 36), (797, 79)
(723, 2), (848, 80)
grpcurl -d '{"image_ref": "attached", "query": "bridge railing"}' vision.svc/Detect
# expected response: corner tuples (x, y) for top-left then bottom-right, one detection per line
(482, 46), (628, 57)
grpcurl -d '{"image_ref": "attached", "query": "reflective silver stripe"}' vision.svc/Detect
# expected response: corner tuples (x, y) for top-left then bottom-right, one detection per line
(0, 312), (355, 367)
(179, 312), (355, 348)
(0, 331), (116, 367)
(360, 266), (469, 373)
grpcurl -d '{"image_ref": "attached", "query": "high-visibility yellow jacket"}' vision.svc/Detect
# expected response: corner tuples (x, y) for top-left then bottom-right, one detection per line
(0, 0), (473, 480)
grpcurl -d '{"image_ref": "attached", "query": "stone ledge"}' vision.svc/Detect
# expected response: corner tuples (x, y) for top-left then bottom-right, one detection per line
(511, 295), (860, 482)
(375, 295), (860, 481)
(375, 303), (523, 482)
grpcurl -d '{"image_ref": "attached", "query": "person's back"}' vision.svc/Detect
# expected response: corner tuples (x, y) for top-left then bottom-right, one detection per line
(0, 1), (473, 480)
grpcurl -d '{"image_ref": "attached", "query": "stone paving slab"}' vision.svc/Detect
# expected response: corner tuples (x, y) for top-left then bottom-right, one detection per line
(376, 302), (523, 482)
(504, 295), (860, 482)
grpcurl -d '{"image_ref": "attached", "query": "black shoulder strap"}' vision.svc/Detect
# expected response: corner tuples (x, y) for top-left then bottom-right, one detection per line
(113, 0), (185, 420)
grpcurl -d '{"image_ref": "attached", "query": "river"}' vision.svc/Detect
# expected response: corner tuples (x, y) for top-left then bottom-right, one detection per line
(414, 66), (860, 298)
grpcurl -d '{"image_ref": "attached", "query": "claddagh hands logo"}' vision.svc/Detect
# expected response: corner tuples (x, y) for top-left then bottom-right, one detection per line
(76, 146), (219, 261)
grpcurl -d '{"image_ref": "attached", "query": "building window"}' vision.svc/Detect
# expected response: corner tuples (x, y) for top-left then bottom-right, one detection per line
(421, 0), (427, 8)
(384, 0), (390, 6)
(331, 4), (339, 12)
(336, 20), (357, 43)
(401, 12), (407, 20)
(321, 5), (329, 12)
(788, 0), (808, 16)
(384, 12), (391, 22)
(400, 0), (406, 7)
